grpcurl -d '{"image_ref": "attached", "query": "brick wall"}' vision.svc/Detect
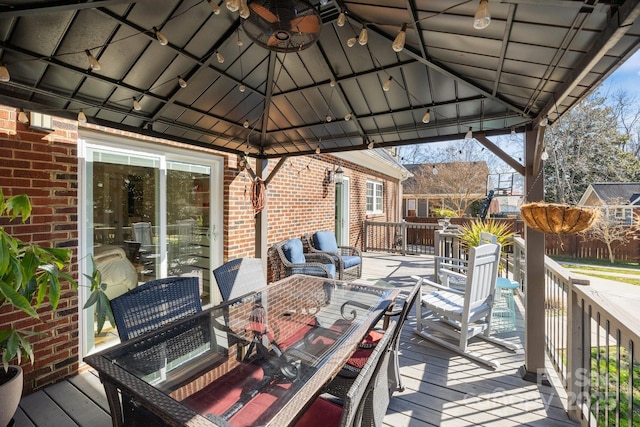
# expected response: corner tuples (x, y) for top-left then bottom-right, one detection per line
(0, 112), (79, 393)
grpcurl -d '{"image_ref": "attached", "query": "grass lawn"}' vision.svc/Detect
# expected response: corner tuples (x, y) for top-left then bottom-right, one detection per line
(550, 256), (640, 286)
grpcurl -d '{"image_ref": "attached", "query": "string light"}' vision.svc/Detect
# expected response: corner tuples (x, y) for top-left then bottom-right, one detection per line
(539, 115), (549, 127)
(216, 51), (225, 63)
(465, 126), (473, 139)
(0, 64), (10, 82)
(238, 83), (246, 92)
(330, 80), (336, 87)
(238, 0), (250, 19)
(178, 76), (187, 88)
(78, 110), (87, 124)
(541, 150), (549, 161)
(344, 112), (352, 121)
(315, 146), (321, 154)
(422, 108), (431, 123)
(392, 23), (407, 52)
(226, 0), (240, 12)
(383, 76), (393, 92)
(132, 97), (142, 111)
(243, 120), (249, 128)
(511, 127), (516, 135)
(325, 115), (332, 122)
(368, 140), (375, 149)
(153, 27), (169, 45)
(432, 165), (438, 175)
(473, 0), (491, 30)
(208, 0), (221, 14)
(85, 50), (101, 71)
(337, 11), (346, 27)
(358, 25), (368, 46)
(17, 110), (28, 124)
(347, 37), (356, 48)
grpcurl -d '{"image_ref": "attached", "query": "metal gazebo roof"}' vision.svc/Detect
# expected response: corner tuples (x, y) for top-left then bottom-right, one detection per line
(0, 0), (639, 158)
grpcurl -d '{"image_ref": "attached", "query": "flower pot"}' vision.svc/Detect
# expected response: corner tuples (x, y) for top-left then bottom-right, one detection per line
(520, 202), (597, 234)
(0, 365), (23, 427)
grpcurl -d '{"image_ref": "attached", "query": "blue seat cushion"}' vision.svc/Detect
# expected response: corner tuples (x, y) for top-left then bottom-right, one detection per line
(292, 264), (336, 279)
(283, 238), (306, 264)
(342, 255), (361, 269)
(313, 231), (339, 253)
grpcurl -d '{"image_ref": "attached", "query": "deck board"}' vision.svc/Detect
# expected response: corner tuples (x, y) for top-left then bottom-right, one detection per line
(15, 252), (579, 427)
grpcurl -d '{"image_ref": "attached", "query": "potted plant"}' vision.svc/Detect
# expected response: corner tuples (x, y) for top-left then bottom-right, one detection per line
(457, 218), (515, 271)
(0, 191), (77, 425)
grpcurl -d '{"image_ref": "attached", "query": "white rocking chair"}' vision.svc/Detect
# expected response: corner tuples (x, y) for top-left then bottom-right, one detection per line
(413, 241), (521, 369)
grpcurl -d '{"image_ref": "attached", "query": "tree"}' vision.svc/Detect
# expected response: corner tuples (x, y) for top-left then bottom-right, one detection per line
(581, 206), (637, 264)
(544, 91), (640, 204)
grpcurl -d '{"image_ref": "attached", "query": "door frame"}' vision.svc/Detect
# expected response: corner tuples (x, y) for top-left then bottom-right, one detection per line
(335, 176), (350, 246)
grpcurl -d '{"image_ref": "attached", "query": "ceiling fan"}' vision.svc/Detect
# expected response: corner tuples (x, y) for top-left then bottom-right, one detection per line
(242, 0), (322, 53)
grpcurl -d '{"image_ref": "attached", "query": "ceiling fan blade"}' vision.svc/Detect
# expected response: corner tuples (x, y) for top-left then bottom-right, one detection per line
(289, 15), (320, 34)
(250, 3), (279, 24)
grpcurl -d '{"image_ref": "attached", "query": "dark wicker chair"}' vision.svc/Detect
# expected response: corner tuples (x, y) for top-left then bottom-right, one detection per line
(324, 279), (422, 398)
(294, 319), (398, 427)
(268, 238), (336, 281)
(213, 257), (266, 301)
(301, 231), (362, 281)
(110, 276), (202, 341)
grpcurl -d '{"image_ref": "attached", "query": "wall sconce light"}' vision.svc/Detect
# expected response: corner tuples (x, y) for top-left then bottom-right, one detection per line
(335, 166), (344, 184)
(324, 168), (334, 184)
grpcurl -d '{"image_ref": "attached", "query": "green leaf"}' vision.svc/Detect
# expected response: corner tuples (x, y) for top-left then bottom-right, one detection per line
(0, 232), (10, 276)
(83, 289), (100, 309)
(4, 194), (31, 222)
(0, 281), (38, 318)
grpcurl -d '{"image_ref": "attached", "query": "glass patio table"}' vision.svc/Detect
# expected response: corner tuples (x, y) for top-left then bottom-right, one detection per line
(84, 274), (399, 427)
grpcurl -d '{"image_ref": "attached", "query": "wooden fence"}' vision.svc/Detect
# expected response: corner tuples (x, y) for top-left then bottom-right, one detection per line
(365, 217), (640, 263)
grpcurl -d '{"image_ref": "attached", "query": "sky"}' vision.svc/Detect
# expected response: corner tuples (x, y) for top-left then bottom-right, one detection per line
(600, 50), (640, 97)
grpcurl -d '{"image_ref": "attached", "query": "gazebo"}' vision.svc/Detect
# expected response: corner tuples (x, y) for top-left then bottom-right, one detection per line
(1, 0), (640, 394)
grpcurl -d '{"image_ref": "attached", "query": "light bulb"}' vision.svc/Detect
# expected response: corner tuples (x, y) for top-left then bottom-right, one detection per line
(178, 76), (187, 88)
(383, 76), (393, 92)
(154, 27), (169, 45)
(330, 80), (336, 87)
(325, 115), (332, 122)
(320, 0), (328, 5)
(541, 150), (549, 161)
(208, 0), (221, 14)
(239, 83), (246, 92)
(337, 11), (346, 27)
(368, 141), (374, 149)
(238, 0), (250, 19)
(85, 50), (101, 71)
(226, 0), (240, 12)
(347, 37), (356, 48)
(432, 165), (438, 176)
(237, 36), (243, 46)
(422, 108), (431, 124)
(473, 0), (491, 30)
(315, 146), (321, 154)
(17, 110), (28, 124)
(540, 116), (549, 127)
(132, 97), (142, 111)
(216, 51), (225, 63)
(392, 23), (407, 52)
(358, 26), (368, 45)
(511, 127), (516, 135)
(344, 112), (352, 121)
(0, 64), (10, 82)
(78, 110), (87, 124)
(465, 127), (472, 139)
(243, 120), (249, 128)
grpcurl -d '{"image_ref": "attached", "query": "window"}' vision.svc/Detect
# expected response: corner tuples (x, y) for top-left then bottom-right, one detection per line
(366, 180), (383, 213)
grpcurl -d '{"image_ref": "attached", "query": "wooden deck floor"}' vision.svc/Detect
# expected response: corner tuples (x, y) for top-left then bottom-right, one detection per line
(14, 252), (578, 427)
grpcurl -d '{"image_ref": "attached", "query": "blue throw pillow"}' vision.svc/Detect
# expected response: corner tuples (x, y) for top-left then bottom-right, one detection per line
(282, 238), (306, 264)
(313, 231), (339, 253)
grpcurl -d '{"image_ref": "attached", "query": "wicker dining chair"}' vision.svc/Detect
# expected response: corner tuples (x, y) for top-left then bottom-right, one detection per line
(324, 279), (422, 398)
(109, 276), (202, 341)
(294, 319), (398, 427)
(213, 257), (266, 302)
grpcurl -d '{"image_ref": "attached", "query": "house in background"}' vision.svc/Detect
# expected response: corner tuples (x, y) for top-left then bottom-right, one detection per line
(578, 182), (640, 225)
(0, 107), (409, 394)
(402, 161), (489, 218)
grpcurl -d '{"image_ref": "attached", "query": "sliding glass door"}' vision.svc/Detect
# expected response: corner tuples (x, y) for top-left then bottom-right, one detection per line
(79, 134), (222, 355)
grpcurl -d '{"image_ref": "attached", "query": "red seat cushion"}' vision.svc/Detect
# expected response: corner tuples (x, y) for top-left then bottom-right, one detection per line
(359, 329), (384, 349)
(181, 363), (265, 416)
(294, 396), (343, 427)
(227, 382), (292, 427)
